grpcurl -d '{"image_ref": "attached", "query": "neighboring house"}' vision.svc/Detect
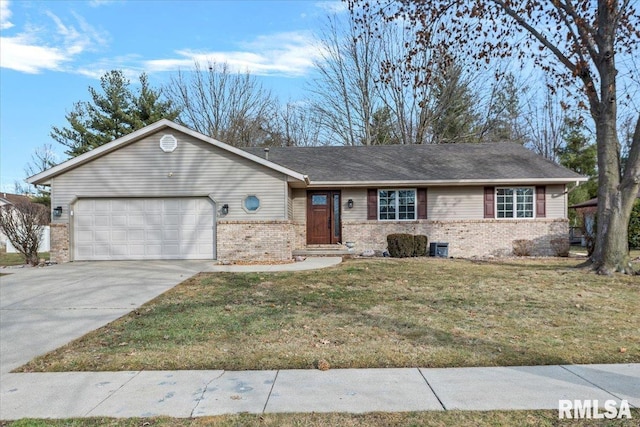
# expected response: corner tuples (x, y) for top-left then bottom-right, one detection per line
(570, 190), (640, 245)
(28, 119), (586, 263)
(0, 193), (51, 253)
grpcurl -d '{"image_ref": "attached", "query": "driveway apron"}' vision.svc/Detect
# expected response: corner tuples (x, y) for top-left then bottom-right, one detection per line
(0, 261), (208, 374)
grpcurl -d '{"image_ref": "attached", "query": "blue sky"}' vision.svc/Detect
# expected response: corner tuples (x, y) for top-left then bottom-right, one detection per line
(0, 0), (345, 191)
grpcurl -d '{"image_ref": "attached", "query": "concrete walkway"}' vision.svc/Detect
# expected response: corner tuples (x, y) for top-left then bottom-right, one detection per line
(207, 256), (342, 272)
(1, 364), (638, 419)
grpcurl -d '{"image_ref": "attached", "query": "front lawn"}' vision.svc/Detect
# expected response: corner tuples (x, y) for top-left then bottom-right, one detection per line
(17, 257), (640, 372)
(0, 249), (49, 266)
(6, 410), (640, 427)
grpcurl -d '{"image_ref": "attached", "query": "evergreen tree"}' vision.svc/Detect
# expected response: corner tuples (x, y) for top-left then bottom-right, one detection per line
(431, 63), (478, 144)
(52, 70), (179, 157)
(556, 117), (598, 224)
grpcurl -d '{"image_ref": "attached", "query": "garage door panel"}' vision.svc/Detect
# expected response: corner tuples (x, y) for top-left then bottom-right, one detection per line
(145, 214), (162, 226)
(94, 244), (111, 257)
(129, 229), (144, 241)
(164, 214), (179, 225)
(76, 215), (93, 227)
(129, 215), (144, 226)
(74, 198), (215, 260)
(129, 244), (145, 256)
(180, 214), (196, 226)
(94, 200), (111, 211)
(145, 199), (163, 210)
(128, 199), (145, 211)
(94, 215), (110, 227)
(163, 229), (179, 241)
(145, 244), (162, 256)
(76, 229), (94, 242)
(94, 230), (110, 242)
(111, 215), (127, 227)
(145, 229), (163, 243)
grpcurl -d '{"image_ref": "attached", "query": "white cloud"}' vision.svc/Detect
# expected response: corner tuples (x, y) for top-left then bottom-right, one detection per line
(144, 31), (323, 77)
(0, 0), (13, 30)
(88, 0), (117, 7)
(0, 35), (67, 73)
(315, 1), (348, 14)
(0, 4), (106, 74)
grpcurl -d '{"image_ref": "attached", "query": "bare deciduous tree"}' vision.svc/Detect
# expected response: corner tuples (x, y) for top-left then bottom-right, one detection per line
(523, 83), (569, 162)
(0, 200), (49, 266)
(266, 102), (324, 147)
(165, 61), (276, 147)
(308, 13), (382, 145)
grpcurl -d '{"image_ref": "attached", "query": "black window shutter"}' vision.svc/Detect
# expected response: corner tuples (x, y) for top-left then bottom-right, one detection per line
(367, 189), (377, 220)
(536, 186), (546, 217)
(417, 188), (427, 219)
(484, 187), (495, 218)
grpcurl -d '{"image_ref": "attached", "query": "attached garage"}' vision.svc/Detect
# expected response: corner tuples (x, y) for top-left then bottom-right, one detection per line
(73, 197), (215, 261)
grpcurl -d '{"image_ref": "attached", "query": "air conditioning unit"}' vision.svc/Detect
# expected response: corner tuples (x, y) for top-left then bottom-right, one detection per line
(429, 242), (449, 258)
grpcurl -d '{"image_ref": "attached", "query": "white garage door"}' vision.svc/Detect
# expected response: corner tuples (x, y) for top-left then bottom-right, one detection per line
(74, 198), (215, 261)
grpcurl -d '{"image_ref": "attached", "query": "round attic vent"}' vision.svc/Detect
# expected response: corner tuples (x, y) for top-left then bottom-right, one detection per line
(159, 134), (178, 152)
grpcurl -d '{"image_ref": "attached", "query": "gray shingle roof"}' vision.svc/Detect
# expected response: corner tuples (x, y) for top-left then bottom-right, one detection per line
(243, 143), (584, 183)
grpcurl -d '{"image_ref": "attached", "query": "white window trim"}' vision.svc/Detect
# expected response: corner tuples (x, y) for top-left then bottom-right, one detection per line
(378, 188), (417, 221)
(495, 186), (536, 219)
(242, 194), (261, 214)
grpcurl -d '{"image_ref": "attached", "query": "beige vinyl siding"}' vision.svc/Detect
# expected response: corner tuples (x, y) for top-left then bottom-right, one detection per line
(51, 130), (287, 223)
(287, 188), (293, 220)
(545, 184), (566, 219)
(427, 186), (484, 220)
(291, 188), (306, 222)
(341, 188), (367, 220)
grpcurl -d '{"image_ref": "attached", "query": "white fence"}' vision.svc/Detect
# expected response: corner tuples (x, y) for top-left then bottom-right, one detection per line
(4, 226), (51, 253)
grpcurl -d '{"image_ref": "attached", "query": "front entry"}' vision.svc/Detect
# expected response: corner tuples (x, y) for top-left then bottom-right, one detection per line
(307, 191), (341, 244)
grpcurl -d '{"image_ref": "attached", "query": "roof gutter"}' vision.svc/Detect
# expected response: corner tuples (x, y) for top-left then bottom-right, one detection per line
(304, 177), (588, 188)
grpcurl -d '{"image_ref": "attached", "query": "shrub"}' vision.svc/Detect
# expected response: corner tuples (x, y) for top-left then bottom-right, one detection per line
(414, 235), (429, 257)
(387, 234), (415, 258)
(513, 239), (534, 257)
(550, 238), (570, 257)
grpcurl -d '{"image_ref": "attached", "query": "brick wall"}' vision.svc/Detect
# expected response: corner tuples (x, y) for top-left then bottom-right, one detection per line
(50, 223), (70, 263)
(217, 220), (294, 261)
(341, 219), (569, 257)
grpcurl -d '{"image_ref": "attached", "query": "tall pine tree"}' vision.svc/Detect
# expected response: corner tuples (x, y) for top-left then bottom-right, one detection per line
(52, 71), (179, 157)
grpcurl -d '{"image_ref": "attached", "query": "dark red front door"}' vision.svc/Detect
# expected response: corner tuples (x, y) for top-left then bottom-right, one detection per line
(307, 191), (341, 244)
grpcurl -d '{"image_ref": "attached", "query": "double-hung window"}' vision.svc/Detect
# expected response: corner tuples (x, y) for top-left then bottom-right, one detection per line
(379, 189), (416, 220)
(496, 187), (534, 218)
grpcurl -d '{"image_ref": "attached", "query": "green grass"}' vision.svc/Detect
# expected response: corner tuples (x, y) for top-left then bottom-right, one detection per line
(5, 410), (640, 426)
(0, 250), (49, 266)
(17, 257), (640, 373)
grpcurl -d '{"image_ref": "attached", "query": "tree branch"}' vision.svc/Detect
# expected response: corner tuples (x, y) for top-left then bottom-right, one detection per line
(555, 0), (599, 62)
(491, 0), (601, 108)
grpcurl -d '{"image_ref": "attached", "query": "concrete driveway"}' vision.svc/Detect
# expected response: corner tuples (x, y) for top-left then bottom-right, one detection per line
(0, 261), (211, 374)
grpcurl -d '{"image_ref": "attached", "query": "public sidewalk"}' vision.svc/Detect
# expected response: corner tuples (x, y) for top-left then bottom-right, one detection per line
(1, 364), (638, 419)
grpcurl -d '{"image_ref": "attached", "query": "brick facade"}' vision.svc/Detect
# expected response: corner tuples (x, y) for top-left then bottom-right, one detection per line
(217, 220), (294, 262)
(50, 223), (70, 263)
(50, 216), (568, 263)
(339, 219), (569, 257)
